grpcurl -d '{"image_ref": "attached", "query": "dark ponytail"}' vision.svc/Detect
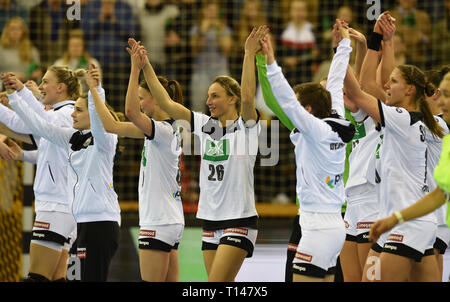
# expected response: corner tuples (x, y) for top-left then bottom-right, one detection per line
(139, 76), (184, 105)
(397, 65), (444, 139)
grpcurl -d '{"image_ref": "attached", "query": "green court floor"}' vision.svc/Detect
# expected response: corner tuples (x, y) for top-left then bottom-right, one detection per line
(129, 227), (208, 281)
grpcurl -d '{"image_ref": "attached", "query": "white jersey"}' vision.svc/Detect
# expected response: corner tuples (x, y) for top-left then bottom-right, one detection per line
(266, 38), (354, 214)
(9, 86), (121, 224)
(138, 119), (184, 226)
(191, 111), (260, 222)
(345, 109), (380, 200)
(0, 87), (74, 213)
(377, 100), (435, 223)
(426, 115), (449, 226)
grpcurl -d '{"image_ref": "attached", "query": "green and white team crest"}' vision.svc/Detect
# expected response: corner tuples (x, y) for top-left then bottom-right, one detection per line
(353, 122), (366, 140)
(203, 139), (230, 162)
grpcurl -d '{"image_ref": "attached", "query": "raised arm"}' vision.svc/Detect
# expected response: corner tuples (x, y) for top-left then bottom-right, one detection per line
(0, 122), (33, 144)
(86, 65), (144, 139)
(241, 26), (268, 124)
(123, 43), (153, 138)
(7, 92), (72, 150)
(348, 28), (367, 81)
(344, 65), (381, 123)
(2, 73), (48, 119)
(135, 39), (191, 123)
(326, 20), (352, 118)
(84, 70), (119, 151)
(359, 13), (395, 102)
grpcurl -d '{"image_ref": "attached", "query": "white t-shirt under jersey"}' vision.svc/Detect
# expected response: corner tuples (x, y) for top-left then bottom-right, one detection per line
(377, 100), (436, 223)
(191, 111), (260, 222)
(139, 119), (184, 226)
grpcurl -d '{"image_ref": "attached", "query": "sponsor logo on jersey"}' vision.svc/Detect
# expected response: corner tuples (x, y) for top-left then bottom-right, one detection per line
(295, 252), (312, 263)
(329, 142), (346, 150)
(140, 230), (156, 237)
(203, 139), (230, 161)
(34, 221), (50, 230)
(357, 222), (374, 229)
(172, 190), (181, 199)
(224, 227), (248, 236)
(325, 174), (342, 189)
(387, 234), (403, 243)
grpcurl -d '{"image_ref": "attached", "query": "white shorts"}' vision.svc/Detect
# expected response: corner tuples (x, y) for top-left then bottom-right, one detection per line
(344, 197), (378, 243)
(31, 211), (77, 250)
(202, 227), (258, 258)
(382, 220), (437, 262)
(434, 224), (450, 254)
(292, 211), (346, 278)
(138, 224), (184, 252)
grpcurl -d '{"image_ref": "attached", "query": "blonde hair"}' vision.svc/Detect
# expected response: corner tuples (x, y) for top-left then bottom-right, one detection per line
(48, 66), (82, 100)
(62, 29), (92, 65)
(0, 17), (34, 63)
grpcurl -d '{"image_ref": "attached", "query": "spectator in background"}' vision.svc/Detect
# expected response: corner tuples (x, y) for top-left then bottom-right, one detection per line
(278, 0), (316, 86)
(136, 0), (179, 75)
(164, 0), (201, 109)
(0, 17), (41, 82)
(432, 0), (450, 69)
(81, 0), (138, 109)
(189, 0), (232, 113)
(29, 0), (78, 68)
(230, 0), (269, 81)
(0, 0), (28, 32)
(390, 0), (432, 69)
(54, 29), (102, 93)
(393, 32), (408, 67)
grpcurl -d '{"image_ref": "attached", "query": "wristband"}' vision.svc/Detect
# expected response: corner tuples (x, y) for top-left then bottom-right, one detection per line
(393, 211), (404, 224)
(367, 32), (383, 51)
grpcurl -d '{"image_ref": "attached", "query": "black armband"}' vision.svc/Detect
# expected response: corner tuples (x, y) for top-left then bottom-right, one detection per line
(367, 32), (383, 51)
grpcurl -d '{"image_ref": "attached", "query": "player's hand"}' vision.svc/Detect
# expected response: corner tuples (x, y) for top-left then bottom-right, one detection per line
(368, 215), (397, 242)
(260, 33), (275, 65)
(244, 25), (270, 54)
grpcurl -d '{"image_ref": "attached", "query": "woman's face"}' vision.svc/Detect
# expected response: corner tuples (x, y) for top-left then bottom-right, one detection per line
(8, 20), (24, 43)
(71, 98), (90, 130)
(205, 82), (236, 118)
(437, 78), (450, 124)
(139, 86), (156, 116)
(68, 37), (84, 59)
(203, 3), (219, 20)
(290, 1), (307, 24)
(384, 68), (412, 107)
(39, 71), (63, 105)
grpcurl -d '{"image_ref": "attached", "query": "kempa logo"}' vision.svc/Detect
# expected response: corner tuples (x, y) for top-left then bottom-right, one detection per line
(226, 237), (241, 243)
(203, 139), (230, 161)
(357, 222), (374, 229)
(293, 264), (306, 272)
(66, 0), (81, 21)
